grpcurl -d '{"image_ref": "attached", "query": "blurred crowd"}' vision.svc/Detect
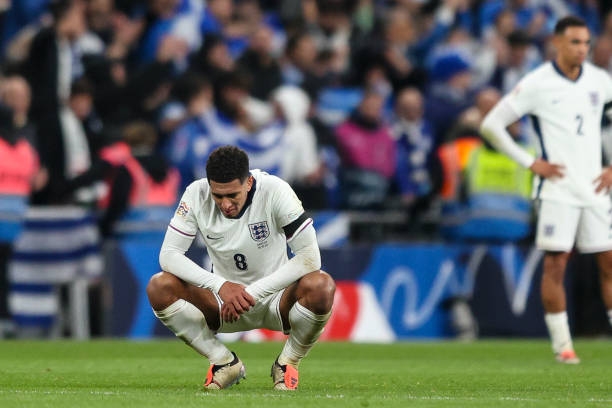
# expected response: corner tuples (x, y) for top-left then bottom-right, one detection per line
(1, 0), (612, 240)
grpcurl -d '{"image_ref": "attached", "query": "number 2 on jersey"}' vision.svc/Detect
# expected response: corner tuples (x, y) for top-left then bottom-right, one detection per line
(575, 114), (584, 136)
(233, 253), (248, 270)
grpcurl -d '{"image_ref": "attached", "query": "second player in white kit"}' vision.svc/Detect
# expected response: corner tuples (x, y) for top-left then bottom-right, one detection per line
(481, 15), (612, 364)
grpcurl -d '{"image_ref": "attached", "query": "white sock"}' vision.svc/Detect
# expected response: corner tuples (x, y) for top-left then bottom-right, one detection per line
(544, 311), (573, 354)
(278, 302), (331, 367)
(154, 299), (233, 365)
(608, 310), (612, 327)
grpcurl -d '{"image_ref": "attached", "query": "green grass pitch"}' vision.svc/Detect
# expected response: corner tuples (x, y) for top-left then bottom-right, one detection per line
(0, 339), (610, 407)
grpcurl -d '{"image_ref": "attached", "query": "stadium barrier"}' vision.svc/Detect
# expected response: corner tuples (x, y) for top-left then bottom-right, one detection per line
(10, 210), (609, 340)
(104, 238), (583, 340)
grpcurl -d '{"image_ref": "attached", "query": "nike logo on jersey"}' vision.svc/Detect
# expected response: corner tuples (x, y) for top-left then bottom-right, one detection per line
(206, 234), (223, 240)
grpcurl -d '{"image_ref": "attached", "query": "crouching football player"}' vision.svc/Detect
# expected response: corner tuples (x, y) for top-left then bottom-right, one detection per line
(146, 145), (335, 390)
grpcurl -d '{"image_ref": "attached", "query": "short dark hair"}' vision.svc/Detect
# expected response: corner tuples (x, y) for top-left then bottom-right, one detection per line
(554, 16), (587, 35)
(49, 0), (78, 23)
(216, 69), (251, 93)
(285, 30), (310, 57)
(206, 145), (250, 183)
(507, 30), (532, 47)
(171, 71), (210, 104)
(70, 77), (94, 97)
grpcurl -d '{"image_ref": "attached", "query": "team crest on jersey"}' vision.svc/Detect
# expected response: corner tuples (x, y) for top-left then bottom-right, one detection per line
(249, 221), (270, 242)
(590, 91), (599, 107)
(176, 201), (189, 217)
(544, 225), (555, 237)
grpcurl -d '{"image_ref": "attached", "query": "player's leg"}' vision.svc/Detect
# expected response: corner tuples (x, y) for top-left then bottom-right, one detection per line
(578, 203), (612, 335)
(541, 251), (571, 312)
(596, 250), (612, 328)
(273, 270), (335, 389)
(536, 200), (579, 363)
(541, 251), (578, 361)
(147, 271), (244, 388)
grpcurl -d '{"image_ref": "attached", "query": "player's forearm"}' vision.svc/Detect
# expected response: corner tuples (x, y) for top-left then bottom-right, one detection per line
(159, 228), (227, 293)
(480, 100), (535, 168)
(159, 249), (227, 293)
(245, 242), (321, 300)
(246, 222), (321, 300)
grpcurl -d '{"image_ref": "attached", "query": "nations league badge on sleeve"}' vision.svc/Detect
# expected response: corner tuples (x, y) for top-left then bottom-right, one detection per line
(176, 201), (190, 217)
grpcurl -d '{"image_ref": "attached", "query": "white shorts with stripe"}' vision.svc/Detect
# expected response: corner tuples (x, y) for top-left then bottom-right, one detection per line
(215, 289), (287, 334)
(535, 199), (612, 253)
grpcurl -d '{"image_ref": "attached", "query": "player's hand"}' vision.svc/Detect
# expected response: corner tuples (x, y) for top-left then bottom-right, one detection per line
(218, 282), (256, 322)
(221, 302), (240, 323)
(529, 158), (565, 179)
(593, 166), (612, 194)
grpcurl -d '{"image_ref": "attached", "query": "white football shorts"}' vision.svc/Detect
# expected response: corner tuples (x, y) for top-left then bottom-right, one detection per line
(535, 199), (612, 253)
(216, 289), (286, 334)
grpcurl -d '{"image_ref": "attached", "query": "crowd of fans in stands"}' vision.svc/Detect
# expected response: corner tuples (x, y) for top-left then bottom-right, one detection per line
(1, 0), (612, 237)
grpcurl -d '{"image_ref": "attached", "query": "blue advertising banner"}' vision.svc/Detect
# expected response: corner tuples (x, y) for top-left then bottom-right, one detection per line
(361, 244), (469, 338)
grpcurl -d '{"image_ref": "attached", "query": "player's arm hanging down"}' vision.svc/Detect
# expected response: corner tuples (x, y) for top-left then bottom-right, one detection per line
(480, 98), (565, 179)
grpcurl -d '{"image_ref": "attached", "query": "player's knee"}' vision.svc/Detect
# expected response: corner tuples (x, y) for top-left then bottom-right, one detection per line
(597, 251), (612, 277)
(300, 271), (335, 314)
(146, 271), (181, 310)
(543, 252), (569, 281)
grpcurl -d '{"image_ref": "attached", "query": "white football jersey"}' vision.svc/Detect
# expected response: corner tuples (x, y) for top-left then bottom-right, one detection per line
(168, 170), (304, 285)
(506, 61), (612, 206)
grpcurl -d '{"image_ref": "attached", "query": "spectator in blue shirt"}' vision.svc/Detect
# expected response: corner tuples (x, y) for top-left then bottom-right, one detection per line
(392, 87), (436, 209)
